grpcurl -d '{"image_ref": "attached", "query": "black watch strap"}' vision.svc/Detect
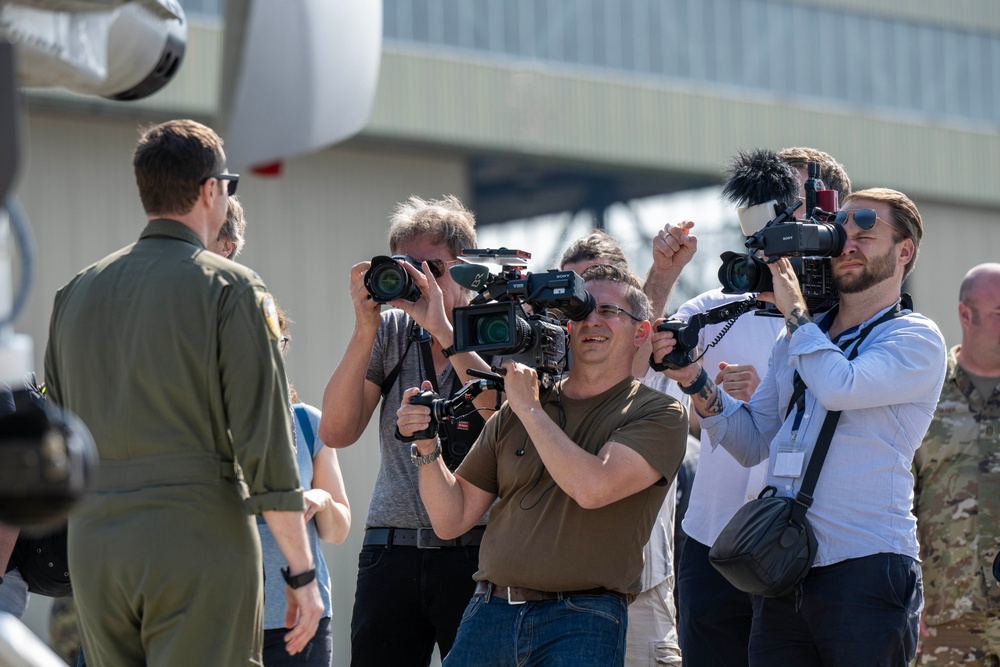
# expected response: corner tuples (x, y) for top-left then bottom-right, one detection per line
(281, 566), (317, 589)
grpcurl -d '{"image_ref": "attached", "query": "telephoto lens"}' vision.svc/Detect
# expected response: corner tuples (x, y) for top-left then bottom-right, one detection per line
(364, 255), (421, 303)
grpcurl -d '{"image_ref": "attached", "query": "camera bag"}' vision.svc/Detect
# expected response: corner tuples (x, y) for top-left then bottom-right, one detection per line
(709, 298), (907, 597)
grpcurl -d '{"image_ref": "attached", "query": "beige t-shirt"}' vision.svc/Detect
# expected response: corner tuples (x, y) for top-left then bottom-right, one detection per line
(457, 376), (687, 594)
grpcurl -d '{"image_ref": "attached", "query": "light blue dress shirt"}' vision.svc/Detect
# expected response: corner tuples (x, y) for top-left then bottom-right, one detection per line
(701, 301), (947, 567)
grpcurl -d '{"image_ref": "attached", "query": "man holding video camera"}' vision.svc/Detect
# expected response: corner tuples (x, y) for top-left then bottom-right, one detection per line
(652, 187), (946, 665)
(318, 195), (496, 666)
(670, 147), (853, 667)
(397, 264), (687, 666)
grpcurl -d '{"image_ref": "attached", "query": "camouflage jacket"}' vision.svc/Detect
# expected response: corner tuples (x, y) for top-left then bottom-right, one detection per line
(914, 345), (1000, 625)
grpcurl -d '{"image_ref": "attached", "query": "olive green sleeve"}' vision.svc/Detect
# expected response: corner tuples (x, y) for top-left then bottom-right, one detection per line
(217, 282), (303, 515)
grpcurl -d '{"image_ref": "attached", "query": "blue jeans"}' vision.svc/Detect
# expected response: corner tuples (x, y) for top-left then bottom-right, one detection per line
(750, 553), (922, 667)
(443, 591), (628, 667)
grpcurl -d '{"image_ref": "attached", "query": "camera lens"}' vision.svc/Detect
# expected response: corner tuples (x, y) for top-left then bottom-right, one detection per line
(374, 265), (405, 297)
(364, 256), (421, 303)
(728, 258), (750, 291)
(718, 251), (772, 294)
(475, 314), (510, 345)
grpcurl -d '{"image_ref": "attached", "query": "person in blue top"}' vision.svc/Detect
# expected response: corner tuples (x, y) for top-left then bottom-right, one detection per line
(260, 306), (352, 666)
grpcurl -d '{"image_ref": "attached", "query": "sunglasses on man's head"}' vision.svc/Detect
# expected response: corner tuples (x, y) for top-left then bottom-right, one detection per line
(833, 208), (884, 231)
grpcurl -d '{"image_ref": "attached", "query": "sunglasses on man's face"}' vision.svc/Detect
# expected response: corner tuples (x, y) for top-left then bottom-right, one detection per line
(833, 208), (884, 231)
(399, 255), (460, 279)
(200, 173), (240, 196)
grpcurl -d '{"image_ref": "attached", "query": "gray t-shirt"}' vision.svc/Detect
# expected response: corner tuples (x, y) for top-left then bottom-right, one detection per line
(364, 308), (489, 528)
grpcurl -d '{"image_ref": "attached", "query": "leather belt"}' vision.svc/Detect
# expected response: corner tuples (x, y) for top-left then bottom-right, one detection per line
(363, 527), (484, 549)
(473, 580), (631, 605)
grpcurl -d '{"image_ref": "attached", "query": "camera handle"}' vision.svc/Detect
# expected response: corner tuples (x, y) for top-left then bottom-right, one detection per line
(649, 297), (766, 372)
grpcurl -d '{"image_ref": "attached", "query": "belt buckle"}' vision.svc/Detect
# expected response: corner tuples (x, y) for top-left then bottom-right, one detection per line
(506, 587), (526, 606)
(416, 527), (441, 549)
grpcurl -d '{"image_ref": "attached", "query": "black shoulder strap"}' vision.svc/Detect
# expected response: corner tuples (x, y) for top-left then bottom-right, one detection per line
(380, 318), (431, 397)
(789, 297), (911, 524)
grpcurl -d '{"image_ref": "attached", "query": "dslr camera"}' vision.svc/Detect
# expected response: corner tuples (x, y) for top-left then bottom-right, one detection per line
(718, 157), (843, 314)
(449, 248), (595, 386)
(363, 254), (427, 303)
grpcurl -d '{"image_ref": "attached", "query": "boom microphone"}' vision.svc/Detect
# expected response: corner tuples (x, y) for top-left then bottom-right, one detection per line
(721, 148), (800, 209)
(721, 148), (802, 235)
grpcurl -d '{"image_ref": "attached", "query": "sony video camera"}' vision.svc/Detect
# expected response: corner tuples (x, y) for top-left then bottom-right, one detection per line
(448, 247), (595, 385)
(718, 150), (843, 314)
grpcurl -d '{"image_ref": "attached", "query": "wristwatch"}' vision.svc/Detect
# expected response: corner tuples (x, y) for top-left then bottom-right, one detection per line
(281, 566), (317, 589)
(410, 442), (442, 466)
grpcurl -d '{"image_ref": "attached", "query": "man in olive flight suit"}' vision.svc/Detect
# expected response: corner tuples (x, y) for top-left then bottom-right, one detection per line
(44, 119), (322, 666)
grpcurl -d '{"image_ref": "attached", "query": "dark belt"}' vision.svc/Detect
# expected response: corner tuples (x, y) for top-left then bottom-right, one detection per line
(473, 580), (631, 605)
(363, 527), (484, 549)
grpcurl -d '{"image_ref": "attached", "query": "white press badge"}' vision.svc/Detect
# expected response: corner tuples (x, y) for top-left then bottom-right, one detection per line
(774, 409), (808, 478)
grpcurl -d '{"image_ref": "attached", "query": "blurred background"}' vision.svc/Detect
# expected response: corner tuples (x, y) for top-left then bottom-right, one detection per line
(4, 0), (999, 663)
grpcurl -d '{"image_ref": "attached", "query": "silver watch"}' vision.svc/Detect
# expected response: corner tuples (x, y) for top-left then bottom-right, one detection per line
(410, 442), (442, 466)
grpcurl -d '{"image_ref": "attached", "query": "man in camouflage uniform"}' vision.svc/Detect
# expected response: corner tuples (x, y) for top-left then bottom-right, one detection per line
(915, 263), (1000, 666)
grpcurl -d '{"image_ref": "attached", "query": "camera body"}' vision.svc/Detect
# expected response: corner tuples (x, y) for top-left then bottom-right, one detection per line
(718, 163), (842, 314)
(364, 254), (423, 303)
(450, 249), (595, 384)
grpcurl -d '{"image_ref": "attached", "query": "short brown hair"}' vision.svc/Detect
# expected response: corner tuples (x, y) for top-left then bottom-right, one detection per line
(133, 119), (225, 217)
(560, 229), (630, 270)
(387, 195), (477, 259)
(843, 188), (923, 279)
(778, 147), (852, 202)
(580, 264), (651, 321)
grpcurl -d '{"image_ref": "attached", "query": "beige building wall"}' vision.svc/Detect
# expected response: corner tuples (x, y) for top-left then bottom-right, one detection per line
(14, 110), (469, 661)
(908, 199), (1000, 349)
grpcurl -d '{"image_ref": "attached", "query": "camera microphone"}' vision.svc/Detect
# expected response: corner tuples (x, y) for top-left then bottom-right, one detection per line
(449, 263), (494, 291)
(722, 148), (802, 235)
(450, 263), (511, 304)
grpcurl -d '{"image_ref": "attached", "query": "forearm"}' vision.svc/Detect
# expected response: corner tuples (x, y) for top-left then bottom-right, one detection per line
(318, 325), (377, 446)
(262, 510), (314, 574)
(643, 265), (682, 321)
(415, 440), (480, 539)
(517, 407), (611, 507)
(314, 501), (351, 545)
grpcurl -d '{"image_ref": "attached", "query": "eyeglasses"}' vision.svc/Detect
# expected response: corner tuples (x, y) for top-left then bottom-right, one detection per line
(833, 208), (885, 231)
(594, 303), (643, 322)
(200, 172), (240, 196)
(279, 336), (290, 353)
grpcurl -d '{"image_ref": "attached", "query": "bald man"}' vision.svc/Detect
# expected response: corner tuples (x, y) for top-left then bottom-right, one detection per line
(915, 263), (1000, 666)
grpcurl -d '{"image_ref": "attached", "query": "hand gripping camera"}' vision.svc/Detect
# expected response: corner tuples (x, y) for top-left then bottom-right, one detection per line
(649, 296), (766, 371)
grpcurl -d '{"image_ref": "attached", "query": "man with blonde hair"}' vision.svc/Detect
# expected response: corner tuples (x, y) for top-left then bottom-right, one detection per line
(319, 195), (497, 666)
(654, 187), (945, 665)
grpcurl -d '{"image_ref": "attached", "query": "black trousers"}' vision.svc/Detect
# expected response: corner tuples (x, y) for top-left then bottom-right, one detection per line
(350, 542), (480, 667)
(677, 537), (754, 667)
(750, 553), (922, 667)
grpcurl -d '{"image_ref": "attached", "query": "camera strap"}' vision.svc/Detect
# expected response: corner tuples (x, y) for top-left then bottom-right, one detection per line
(379, 319), (430, 398)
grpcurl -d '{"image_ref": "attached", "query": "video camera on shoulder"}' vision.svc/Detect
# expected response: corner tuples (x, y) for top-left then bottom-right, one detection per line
(447, 247), (595, 386)
(718, 151), (842, 314)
